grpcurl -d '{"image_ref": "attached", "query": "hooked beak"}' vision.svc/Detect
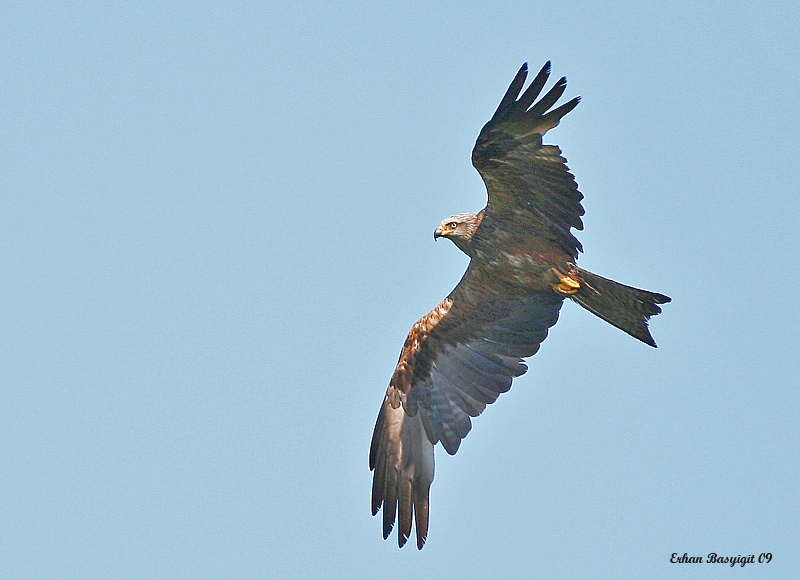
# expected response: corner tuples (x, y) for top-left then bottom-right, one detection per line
(434, 225), (452, 240)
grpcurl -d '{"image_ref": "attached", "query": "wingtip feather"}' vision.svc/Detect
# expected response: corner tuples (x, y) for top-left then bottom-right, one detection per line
(540, 61), (551, 75)
(414, 497), (429, 549)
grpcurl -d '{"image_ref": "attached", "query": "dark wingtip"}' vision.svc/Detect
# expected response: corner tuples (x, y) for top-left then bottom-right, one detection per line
(398, 530), (409, 548)
(495, 63), (530, 115)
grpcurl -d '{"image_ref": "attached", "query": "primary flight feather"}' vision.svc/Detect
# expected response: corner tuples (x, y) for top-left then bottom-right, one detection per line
(369, 62), (670, 549)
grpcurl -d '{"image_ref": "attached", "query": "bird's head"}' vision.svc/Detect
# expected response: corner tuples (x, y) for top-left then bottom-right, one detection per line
(434, 213), (481, 256)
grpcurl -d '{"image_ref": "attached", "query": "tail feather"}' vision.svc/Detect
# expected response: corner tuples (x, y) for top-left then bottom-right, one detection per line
(571, 268), (671, 347)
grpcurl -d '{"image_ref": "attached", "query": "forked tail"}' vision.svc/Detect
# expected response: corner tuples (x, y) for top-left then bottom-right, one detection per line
(570, 268), (671, 347)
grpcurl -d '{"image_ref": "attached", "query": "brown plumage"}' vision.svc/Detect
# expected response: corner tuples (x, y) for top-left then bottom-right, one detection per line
(369, 62), (670, 549)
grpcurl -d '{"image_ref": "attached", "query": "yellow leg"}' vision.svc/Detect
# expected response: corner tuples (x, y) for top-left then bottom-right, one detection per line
(552, 268), (581, 295)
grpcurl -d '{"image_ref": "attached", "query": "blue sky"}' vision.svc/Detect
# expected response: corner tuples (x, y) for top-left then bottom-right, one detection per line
(3, 1), (799, 578)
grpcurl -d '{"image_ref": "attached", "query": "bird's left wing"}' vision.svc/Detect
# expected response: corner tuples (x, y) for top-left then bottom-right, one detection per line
(472, 62), (584, 258)
(369, 265), (563, 548)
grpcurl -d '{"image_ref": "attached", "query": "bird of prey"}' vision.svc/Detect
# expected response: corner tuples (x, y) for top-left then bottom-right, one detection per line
(369, 62), (670, 549)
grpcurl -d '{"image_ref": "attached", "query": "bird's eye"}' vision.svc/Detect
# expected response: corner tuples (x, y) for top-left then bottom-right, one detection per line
(448, 222), (458, 228)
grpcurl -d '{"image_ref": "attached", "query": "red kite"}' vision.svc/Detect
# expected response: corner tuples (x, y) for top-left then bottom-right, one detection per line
(369, 62), (670, 549)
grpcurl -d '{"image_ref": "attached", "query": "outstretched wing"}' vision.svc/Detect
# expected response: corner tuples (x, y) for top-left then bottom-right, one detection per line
(369, 264), (563, 549)
(472, 62), (584, 258)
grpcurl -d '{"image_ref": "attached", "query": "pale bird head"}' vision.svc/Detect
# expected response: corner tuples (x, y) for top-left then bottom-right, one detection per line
(433, 213), (481, 256)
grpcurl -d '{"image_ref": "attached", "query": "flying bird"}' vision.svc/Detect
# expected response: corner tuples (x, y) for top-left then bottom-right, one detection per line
(369, 62), (670, 549)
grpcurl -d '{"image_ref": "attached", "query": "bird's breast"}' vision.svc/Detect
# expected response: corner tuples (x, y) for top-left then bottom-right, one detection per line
(476, 245), (573, 291)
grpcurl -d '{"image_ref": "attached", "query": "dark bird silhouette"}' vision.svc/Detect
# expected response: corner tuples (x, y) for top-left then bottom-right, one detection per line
(370, 62), (671, 549)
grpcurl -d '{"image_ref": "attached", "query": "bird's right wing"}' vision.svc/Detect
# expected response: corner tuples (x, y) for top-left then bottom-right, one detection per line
(369, 264), (564, 548)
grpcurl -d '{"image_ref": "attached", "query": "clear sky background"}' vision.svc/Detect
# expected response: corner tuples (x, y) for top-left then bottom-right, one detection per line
(3, 1), (799, 578)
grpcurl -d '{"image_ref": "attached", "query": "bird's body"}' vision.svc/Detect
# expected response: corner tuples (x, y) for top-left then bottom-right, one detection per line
(370, 62), (670, 549)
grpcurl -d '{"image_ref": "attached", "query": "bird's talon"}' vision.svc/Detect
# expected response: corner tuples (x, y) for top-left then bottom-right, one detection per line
(552, 270), (581, 295)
